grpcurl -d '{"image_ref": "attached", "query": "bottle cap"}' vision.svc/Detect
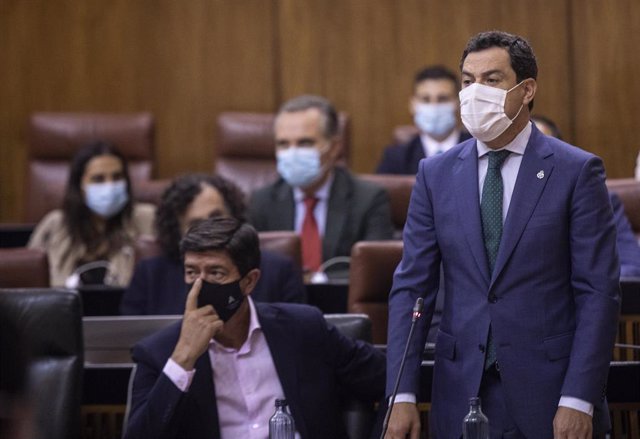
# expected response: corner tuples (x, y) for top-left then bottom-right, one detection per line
(275, 398), (288, 407)
(469, 397), (481, 404)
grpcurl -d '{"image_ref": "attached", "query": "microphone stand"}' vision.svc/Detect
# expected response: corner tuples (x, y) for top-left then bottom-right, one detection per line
(380, 297), (424, 439)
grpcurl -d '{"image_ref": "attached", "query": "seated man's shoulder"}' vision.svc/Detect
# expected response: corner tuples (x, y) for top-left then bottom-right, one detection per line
(259, 301), (321, 320)
(134, 320), (183, 359)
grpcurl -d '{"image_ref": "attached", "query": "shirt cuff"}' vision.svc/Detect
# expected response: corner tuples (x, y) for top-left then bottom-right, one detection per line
(391, 393), (417, 405)
(163, 358), (196, 392)
(558, 396), (594, 416)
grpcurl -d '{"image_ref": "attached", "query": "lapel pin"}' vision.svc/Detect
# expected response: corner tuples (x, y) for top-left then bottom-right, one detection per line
(537, 170), (545, 179)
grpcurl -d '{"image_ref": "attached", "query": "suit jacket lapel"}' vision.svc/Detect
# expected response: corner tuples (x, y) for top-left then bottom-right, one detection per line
(272, 179), (295, 230)
(324, 168), (351, 260)
(454, 142), (491, 286)
(191, 353), (220, 436)
(409, 136), (426, 173)
(257, 304), (307, 438)
(492, 129), (554, 284)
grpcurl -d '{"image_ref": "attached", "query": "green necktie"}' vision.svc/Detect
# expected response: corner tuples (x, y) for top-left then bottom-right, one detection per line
(481, 150), (510, 370)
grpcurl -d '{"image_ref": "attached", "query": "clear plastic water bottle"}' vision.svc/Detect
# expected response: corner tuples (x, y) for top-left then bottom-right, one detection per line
(269, 398), (295, 439)
(463, 397), (489, 439)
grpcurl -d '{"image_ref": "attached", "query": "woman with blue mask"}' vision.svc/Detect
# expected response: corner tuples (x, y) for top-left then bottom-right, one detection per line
(28, 140), (155, 287)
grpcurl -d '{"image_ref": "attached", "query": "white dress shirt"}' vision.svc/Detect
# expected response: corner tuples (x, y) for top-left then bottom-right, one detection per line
(421, 128), (462, 157)
(395, 122), (593, 417)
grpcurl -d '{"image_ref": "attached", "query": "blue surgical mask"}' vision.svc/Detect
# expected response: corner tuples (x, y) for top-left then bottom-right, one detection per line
(413, 102), (457, 138)
(276, 147), (324, 188)
(84, 180), (129, 218)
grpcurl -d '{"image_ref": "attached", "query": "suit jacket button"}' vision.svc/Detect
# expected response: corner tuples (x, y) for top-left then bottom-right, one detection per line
(478, 344), (486, 353)
(488, 293), (498, 303)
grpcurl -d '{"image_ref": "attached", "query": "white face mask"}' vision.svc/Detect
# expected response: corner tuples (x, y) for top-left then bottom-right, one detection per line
(413, 102), (457, 138)
(459, 82), (525, 142)
(276, 147), (326, 188)
(84, 180), (129, 218)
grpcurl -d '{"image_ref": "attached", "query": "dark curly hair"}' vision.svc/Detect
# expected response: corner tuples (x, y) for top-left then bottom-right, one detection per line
(62, 140), (133, 264)
(156, 174), (247, 261)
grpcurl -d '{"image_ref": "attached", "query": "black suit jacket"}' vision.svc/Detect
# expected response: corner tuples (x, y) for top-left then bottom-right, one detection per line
(376, 132), (472, 175)
(248, 167), (393, 262)
(120, 250), (306, 315)
(123, 303), (386, 439)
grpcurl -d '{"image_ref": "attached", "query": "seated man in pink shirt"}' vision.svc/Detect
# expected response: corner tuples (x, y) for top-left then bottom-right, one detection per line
(124, 216), (385, 439)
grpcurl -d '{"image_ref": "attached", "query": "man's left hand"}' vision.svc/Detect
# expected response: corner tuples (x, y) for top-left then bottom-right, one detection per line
(553, 406), (592, 439)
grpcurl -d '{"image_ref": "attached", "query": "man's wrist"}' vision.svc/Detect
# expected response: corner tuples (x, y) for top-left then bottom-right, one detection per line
(558, 396), (594, 416)
(391, 392), (417, 406)
(163, 358), (196, 392)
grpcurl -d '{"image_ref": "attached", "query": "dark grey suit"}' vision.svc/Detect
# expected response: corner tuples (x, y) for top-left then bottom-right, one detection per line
(248, 167), (393, 262)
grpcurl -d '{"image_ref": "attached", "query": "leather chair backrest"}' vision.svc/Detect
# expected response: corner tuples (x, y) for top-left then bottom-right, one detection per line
(257, 230), (302, 270)
(348, 240), (404, 344)
(0, 288), (83, 439)
(0, 247), (49, 288)
(26, 112), (155, 222)
(134, 231), (302, 269)
(607, 178), (640, 238)
(392, 124), (419, 145)
(359, 174), (415, 236)
(215, 111), (351, 195)
(131, 178), (171, 207)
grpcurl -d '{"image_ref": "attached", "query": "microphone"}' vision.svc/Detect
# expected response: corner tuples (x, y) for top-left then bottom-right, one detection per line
(380, 297), (424, 439)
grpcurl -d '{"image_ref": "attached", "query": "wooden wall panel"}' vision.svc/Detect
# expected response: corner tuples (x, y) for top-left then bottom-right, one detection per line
(0, 0), (277, 222)
(2, 0), (637, 222)
(277, 0), (572, 173)
(572, 0), (640, 178)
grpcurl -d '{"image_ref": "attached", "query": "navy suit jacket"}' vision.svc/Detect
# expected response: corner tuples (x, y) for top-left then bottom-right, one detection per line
(120, 250), (306, 315)
(124, 303), (385, 439)
(248, 167), (393, 262)
(387, 125), (621, 439)
(376, 131), (472, 175)
(610, 192), (640, 277)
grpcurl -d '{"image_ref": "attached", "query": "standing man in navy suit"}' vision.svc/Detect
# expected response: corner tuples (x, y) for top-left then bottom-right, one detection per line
(376, 65), (471, 175)
(124, 216), (385, 439)
(385, 31), (620, 439)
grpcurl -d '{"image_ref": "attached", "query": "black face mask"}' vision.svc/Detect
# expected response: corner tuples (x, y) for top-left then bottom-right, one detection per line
(188, 278), (245, 322)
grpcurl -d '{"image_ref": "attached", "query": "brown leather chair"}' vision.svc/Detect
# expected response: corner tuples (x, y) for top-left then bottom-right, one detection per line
(392, 124), (419, 145)
(348, 240), (403, 344)
(359, 174), (415, 236)
(0, 247), (49, 287)
(131, 178), (171, 206)
(607, 178), (640, 238)
(26, 112), (155, 222)
(258, 230), (302, 270)
(215, 111), (351, 195)
(134, 231), (302, 269)
(0, 288), (83, 439)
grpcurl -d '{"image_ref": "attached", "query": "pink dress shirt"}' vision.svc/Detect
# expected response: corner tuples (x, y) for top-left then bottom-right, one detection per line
(163, 298), (300, 439)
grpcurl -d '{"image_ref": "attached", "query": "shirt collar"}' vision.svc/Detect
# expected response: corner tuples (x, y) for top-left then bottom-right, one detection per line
(477, 121), (532, 158)
(293, 170), (335, 202)
(210, 296), (261, 353)
(421, 128), (461, 153)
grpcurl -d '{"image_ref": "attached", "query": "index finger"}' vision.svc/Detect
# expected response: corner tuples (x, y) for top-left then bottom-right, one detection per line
(185, 278), (202, 312)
